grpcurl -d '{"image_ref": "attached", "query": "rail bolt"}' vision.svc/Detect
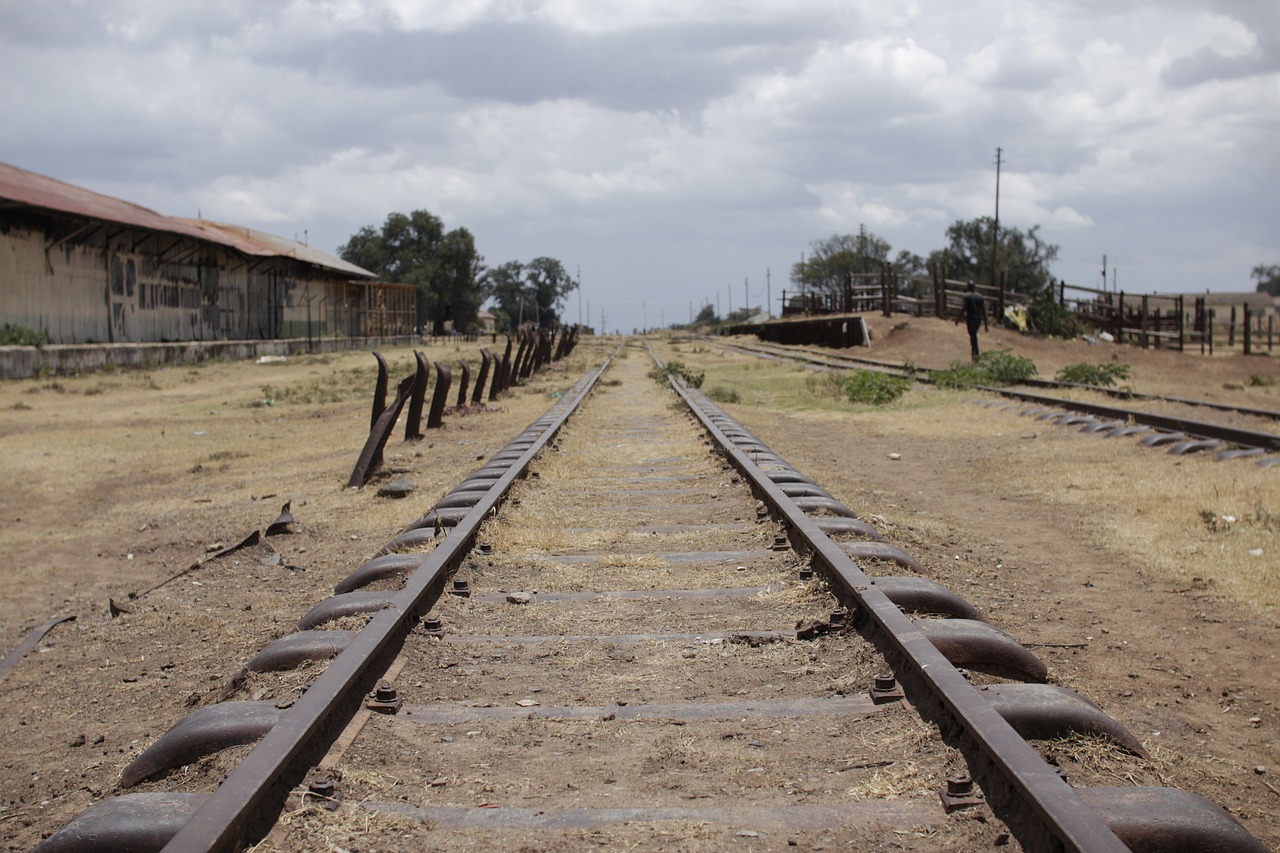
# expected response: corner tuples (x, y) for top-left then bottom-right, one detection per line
(450, 579), (472, 597)
(422, 615), (445, 638)
(770, 534), (790, 551)
(798, 566), (815, 580)
(477, 542), (494, 555)
(940, 774), (985, 812)
(367, 681), (404, 714)
(829, 608), (848, 627)
(307, 777), (341, 810)
(870, 673), (905, 704)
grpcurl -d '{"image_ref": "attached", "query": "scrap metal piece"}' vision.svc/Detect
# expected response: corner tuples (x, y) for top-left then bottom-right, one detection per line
(377, 527), (443, 554)
(33, 792), (208, 853)
(1108, 425), (1152, 438)
(778, 482), (834, 499)
(297, 590), (397, 630)
(1215, 447), (1265, 462)
(404, 351), (429, 440)
(916, 619), (1048, 682)
(335, 554), (425, 594)
(455, 360), (471, 408)
(245, 630), (358, 672)
(348, 374), (416, 488)
(871, 576), (983, 620)
(1077, 787), (1270, 853)
(473, 349), (493, 404)
(0, 614), (75, 682)
(120, 702), (286, 787)
(426, 362), (451, 429)
(1081, 420), (1126, 434)
(265, 501), (295, 537)
(838, 542), (926, 574)
(434, 489), (492, 509)
(981, 684), (1146, 756)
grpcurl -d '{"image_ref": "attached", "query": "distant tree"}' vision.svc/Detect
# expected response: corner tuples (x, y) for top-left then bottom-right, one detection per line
(693, 303), (719, 325)
(790, 226), (892, 297)
(927, 217), (1059, 297)
(1253, 264), (1280, 296)
(482, 261), (528, 331)
(524, 257), (577, 328)
(338, 210), (483, 333)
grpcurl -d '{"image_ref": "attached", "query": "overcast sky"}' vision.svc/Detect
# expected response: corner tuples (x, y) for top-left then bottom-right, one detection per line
(3, 0), (1277, 332)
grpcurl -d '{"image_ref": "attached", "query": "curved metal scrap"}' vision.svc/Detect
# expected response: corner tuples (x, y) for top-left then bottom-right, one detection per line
(245, 630), (358, 672)
(456, 360), (471, 408)
(792, 496), (858, 518)
(1216, 447), (1265, 462)
(1108, 425), (1152, 438)
(265, 501), (295, 537)
(335, 554), (426, 594)
(369, 351), (389, 433)
(426, 362), (452, 429)
(871, 577), (983, 620)
(0, 614), (75, 682)
(1139, 431), (1187, 447)
(1081, 420), (1126, 434)
(121, 702), (286, 787)
(378, 526), (444, 552)
(1077, 786), (1270, 853)
(766, 471), (817, 485)
(916, 619), (1048, 682)
(407, 507), (470, 531)
(1167, 438), (1224, 456)
(473, 349), (492, 404)
(814, 517), (884, 540)
(838, 542), (926, 574)
(404, 351), (429, 441)
(34, 793), (208, 853)
(297, 590), (397, 630)
(348, 374), (416, 488)
(981, 684), (1146, 756)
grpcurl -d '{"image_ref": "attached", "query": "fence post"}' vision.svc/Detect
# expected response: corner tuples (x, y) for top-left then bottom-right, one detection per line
(1208, 309), (1215, 355)
(1177, 294), (1185, 352)
(998, 270), (1006, 318)
(1243, 305), (1252, 355)
(1140, 295), (1149, 349)
(1229, 306), (1236, 347)
(1116, 292), (1125, 343)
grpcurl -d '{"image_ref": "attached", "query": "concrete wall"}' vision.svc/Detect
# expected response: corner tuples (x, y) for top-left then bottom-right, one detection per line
(0, 335), (418, 380)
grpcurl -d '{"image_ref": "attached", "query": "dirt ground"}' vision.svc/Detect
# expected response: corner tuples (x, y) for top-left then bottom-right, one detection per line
(0, 323), (1277, 850)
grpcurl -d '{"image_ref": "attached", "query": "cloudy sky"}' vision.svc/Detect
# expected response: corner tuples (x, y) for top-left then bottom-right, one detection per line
(2, 0), (1277, 332)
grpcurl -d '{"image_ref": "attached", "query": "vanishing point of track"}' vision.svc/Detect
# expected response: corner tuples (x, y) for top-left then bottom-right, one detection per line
(37, 347), (1267, 852)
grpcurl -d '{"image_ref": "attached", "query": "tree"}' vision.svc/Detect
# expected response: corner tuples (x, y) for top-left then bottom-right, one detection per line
(1253, 264), (1280, 296)
(693, 303), (719, 325)
(481, 261), (528, 331)
(524, 257), (577, 328)
(927, 217), (1059, 297)
(338, 210), (484, 333)
(789, 226), (892, 297)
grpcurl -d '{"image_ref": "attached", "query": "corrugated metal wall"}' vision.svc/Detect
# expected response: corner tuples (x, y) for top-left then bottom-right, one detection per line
(1, 212), (413, 344)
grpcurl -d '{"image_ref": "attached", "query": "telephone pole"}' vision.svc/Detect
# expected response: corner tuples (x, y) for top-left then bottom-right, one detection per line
(991, 146), (1002, 291)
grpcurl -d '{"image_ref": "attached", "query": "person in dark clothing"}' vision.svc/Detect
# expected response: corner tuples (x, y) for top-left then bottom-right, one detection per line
(960, 280), (988, 361)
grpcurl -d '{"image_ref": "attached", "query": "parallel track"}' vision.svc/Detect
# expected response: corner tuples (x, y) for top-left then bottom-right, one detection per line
(38, 347), (1267, 853)
(715, 338), (1280, 458)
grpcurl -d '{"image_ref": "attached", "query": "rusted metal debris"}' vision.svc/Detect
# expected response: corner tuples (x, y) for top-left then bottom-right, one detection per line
(264, 501), (295, 536)
(455, 360), (471, 408)
(404, 351), (429, 441)
(0, 614), (76, 682)
(426, 362), (451, 429)
(348, 374), (415, 488)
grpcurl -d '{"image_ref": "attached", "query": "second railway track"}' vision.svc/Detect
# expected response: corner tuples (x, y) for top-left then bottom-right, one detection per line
(38, 346), (1267, 852)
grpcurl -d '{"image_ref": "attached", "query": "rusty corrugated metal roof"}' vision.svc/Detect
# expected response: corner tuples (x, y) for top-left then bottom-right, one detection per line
(0, 161), (376, 279)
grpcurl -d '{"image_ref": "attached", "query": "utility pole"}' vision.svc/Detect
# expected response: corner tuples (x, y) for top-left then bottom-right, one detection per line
(992, 146), (1002, 291)
(577, 265), (582, 326)
(766, 268), (771, 319)
(1101, 254), (1107, 291)
(728, 284), (732, 316)
(744, 278), (748, 317)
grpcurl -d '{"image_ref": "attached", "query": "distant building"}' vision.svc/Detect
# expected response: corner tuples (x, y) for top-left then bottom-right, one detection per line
(476, 309), (497, 335)
(0, 162), (415, 344)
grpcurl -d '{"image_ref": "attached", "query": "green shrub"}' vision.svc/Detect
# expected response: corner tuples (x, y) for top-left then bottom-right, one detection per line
(1055, 362), (1131, 387)
(0, 323), (51, 346)
(648, 361), (705, 388)
(933, 350), (1037, 388)
(706, 385), (741, 404)
(1027, 291), (1081, 338)
(1246, 373), (1276, 388)
(843, 370), (911, 405)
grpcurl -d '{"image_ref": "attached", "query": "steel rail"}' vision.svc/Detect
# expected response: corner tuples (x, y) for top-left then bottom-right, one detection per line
(160, 358), (611, 853)
(667, 377), (1131, 853)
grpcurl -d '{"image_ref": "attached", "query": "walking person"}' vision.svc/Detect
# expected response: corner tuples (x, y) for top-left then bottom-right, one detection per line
(960, 280), (989, 361)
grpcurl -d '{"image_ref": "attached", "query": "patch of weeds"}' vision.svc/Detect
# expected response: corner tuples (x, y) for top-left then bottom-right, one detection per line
(803, 372), (849, 400)
(1055, 362), (1131, 387)
(207, 450), (250, 462)
(1246, 373), (1276, 388)
(0, 323), (51, 346)
(600, 378), (623, 387)
(648, 361), (704, 389)
(933, 350), (1037, 389)
(82, 386), (104, 396)
(10, 401), (32, 411)
(706, 385), (741, 404)
(43, 381), (67, 393)
(843, 370), (911, 405)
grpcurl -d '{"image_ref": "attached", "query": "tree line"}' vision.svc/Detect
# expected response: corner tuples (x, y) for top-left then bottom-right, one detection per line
(338, 210), (577, 335)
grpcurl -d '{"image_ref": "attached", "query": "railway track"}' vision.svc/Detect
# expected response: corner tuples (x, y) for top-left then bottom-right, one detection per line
(715, 338), (1280, 462)
(37, 347), (1267, 852)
